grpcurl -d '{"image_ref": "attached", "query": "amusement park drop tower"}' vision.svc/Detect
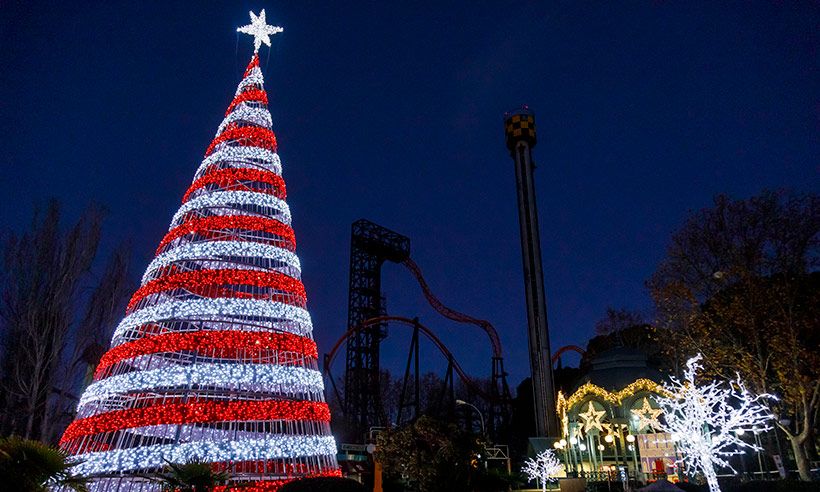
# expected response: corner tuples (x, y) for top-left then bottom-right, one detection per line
(504, 107), (559, 437)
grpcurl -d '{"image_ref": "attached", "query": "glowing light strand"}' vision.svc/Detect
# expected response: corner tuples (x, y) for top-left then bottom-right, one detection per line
(111, 297), (312, 345)
(95, 329), (317, 379)
(217, 103), (272, 135)
(655, 354), (774, 492)
(79, 363), (324, 409)
(522, 449), (562, 492)
(195, 147), (282, 179)
(142, 241), (300, 283)
(183, 167), (287, 203)
(156, 215), (296, 254)
(62, 399), (330, 443)
(71, 435), (335, 475)
(171, 190), (292, 227)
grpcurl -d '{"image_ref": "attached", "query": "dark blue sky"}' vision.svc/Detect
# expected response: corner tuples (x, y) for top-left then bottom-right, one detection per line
(2, 2), (818, 385)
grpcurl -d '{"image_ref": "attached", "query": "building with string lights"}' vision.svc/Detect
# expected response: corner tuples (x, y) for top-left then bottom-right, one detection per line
(551, 347), (679, 483)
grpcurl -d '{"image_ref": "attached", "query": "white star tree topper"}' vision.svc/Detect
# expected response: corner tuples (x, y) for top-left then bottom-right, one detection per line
(237, 9), (283, 53)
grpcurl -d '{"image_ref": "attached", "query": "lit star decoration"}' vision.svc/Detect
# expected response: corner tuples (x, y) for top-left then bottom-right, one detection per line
(631, 396), (662, 432)
(656, 354), (774, 492)
(237, 9), (283, 53)
(578, 401), (606, 434)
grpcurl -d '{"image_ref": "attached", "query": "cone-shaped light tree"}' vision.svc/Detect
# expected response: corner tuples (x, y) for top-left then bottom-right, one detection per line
(59, 10), (339, 491)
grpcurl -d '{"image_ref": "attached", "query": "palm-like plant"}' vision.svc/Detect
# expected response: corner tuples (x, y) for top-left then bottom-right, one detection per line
(0, 436), (88, 492)
(150, 458), (233, 492)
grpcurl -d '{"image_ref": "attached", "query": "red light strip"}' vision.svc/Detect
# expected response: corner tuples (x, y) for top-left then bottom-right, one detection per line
(60, 399), (330, 444)
(95, 329), (318, 379)
(206, 126), (277, 156)
(156, 215), (296, 254)
(128, 268), (306, 311)
(244, 53), (260, 77)
(183, 167), (287, 202)
(225, 89), (270, 117)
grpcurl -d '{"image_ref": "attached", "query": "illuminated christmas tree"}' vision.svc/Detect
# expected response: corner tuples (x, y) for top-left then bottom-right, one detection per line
(59, 10), (339, 491)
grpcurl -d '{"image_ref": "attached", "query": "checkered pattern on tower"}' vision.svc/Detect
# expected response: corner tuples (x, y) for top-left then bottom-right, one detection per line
(59, 54), (340, 491)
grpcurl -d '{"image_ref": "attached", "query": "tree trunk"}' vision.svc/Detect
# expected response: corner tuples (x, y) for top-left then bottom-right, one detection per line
(702, 458), (721, 492)
(789, 436), (811, 481)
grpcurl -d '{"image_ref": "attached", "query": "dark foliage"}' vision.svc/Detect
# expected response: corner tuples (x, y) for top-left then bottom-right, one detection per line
(279, 476), (366, 492)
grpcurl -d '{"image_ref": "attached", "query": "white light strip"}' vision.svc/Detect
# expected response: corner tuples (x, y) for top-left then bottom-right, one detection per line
(142, 241), (301, 284)
(112, 298), (313, 345)
(79, 363), (324, 409)
(217, 104), (272, 136)
(170, 190), (292, 227)
(195, 147), (282, 180)
(236, 66), (264, 95)
(103, 422), (330, 441)
(71, 435), (337, 475)
(111, 320), (309, 348)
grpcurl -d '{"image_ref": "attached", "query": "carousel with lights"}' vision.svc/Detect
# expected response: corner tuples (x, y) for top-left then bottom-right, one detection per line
(551, 347), (677, 482)
(58, 11), (340, 491)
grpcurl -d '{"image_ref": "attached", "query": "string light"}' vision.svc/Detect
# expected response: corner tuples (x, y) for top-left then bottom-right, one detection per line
(521, 449), (562, 492)
(235, 66), (264, 94)
(172, 190), (291, 227)
(216, 104), (272, 135)
(156, 215), (296, 253)
(112, 297), (312, 345)
(656, 355), (774, 492)
(79, 362), (324, 409)
(183, 167), (286, 202)
(143, 240), (301, 283)
(128, 268), (306, 311)
(61, 19), (339, 485)
(195, 147), (282, 179)
(71, 435), (335, 476)
(62, 399), (330, 444)
(95, 330), (317, 379)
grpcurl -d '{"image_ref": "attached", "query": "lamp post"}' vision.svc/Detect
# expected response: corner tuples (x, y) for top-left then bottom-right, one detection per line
(456, 399), (486, 439)
(626, 434), (639, 482)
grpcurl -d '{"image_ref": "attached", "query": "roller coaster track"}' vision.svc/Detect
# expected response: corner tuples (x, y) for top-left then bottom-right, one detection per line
(401, 258), (503, 359)
(324, 316), (493, 403)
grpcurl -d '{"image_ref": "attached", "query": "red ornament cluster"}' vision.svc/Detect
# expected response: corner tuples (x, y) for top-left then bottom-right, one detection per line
(205, 126), (277, 156)
(95, 330), (318, 379)
(157, 215), (296, 254)
(61, 399), (331, 444)
(184, 167), (287, 202)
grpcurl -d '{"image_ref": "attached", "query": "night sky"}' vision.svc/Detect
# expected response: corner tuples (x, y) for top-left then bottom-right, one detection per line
(2, 2), (818, 386)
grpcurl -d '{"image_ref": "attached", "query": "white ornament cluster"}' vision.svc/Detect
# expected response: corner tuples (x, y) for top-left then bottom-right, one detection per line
(112, 298), (313, 346)
(522, 449), (562, 492)
(171, 190), (292, 227)
(79, 363), (324, 410)
(72, 435), (335, 475)
(656, 354), (774, 492)
(143, 240), (301, 284)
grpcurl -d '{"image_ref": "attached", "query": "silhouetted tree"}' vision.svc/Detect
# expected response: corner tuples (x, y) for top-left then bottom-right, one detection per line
(648, 190), (819, 480)
(0, 201), (131, 442)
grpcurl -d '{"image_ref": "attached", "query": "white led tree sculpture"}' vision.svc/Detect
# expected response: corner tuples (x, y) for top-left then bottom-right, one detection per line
(522, 449), (562, 492)
(58, 10), (339, 491)
(656, 354), (773, 492)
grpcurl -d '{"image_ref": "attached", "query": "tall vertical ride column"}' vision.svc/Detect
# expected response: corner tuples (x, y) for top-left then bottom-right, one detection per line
(504, 107), (558, 437)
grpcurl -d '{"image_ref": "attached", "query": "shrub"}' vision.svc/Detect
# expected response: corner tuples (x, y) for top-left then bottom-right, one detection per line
(279, 476), (366, 492)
